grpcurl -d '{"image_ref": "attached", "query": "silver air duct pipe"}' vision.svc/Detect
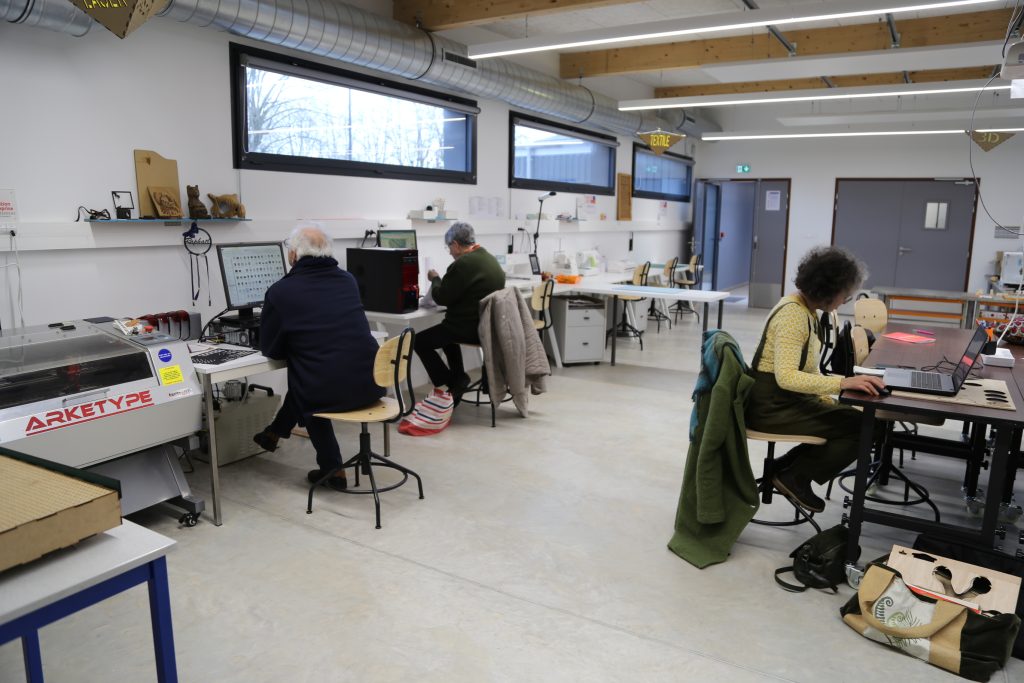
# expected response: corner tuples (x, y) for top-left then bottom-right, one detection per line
(1, 0), (93, 35)
(5, 0), (716, 138)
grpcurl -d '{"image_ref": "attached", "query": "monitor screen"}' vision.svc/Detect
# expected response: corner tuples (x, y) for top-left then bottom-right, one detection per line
(216, 243), (287, 315)
(377, 229), (417, 249)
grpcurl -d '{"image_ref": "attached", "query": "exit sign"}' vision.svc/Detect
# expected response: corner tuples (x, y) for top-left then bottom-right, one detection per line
(736, 164), (751, 173)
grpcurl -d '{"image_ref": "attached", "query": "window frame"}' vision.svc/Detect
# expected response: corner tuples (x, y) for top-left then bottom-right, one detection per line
(631, 143), (694, 202)
(508, 112), (618, 196)
(229, 43), (479, 184)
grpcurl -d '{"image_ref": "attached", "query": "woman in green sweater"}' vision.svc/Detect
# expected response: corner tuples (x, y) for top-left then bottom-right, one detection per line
(415, 222), (506, 401)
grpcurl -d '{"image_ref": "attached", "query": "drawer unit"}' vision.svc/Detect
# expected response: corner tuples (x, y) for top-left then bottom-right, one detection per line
(551, 295), (606, 364)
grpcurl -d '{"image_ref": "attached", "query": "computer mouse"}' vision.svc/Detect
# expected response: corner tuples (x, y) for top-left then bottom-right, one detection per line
(877, 386), (892, 397)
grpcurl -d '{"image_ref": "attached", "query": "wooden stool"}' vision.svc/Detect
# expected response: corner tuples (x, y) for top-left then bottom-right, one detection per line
(457, 343), (512, 427)
(746, 429), (825, 533)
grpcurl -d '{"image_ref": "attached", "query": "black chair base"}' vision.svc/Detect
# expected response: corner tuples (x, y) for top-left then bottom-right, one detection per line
(607, 305), (644, 350)
(647, 298), (671, 333)
(749, 443), (821, 533)
(670, 300), (699, 324)
(306, 425), (423, 528)
(458, 373), (513, 427)
(827, 461), (940, 522)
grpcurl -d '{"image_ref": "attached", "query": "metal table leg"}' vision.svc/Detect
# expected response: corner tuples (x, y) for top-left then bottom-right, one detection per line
(702, 303), (709, 333)
(717, 300), (724, 329)
(846, 405), (877, 566)
(610, 296), (618, 366)
(203, 374), (223, 526)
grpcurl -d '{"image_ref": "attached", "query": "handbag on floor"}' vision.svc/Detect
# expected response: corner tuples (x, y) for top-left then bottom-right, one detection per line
(775, 524), (858, 593)
(840, 563), (1020, 682)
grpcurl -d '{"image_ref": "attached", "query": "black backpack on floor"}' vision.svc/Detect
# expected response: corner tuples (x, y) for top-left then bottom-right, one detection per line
(775, 525), (860, 593)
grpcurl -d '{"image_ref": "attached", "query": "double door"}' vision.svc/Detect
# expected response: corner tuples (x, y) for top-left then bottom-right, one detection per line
(833, 179), (977, 291)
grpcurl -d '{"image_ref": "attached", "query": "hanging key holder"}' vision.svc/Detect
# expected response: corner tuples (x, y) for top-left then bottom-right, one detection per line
(183, 222), (213, 306)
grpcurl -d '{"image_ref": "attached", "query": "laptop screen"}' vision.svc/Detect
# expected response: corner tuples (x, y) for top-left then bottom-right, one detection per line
(951, 326), (989, 389)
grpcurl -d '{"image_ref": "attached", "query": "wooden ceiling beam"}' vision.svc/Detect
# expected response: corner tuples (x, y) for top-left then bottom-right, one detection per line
(654, 66), (998, 98)
(394, 0), (645, 31)
(560, 8), (1013, 79)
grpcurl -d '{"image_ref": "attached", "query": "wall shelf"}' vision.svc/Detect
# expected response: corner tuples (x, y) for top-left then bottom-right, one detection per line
(89, 218), (251, 224)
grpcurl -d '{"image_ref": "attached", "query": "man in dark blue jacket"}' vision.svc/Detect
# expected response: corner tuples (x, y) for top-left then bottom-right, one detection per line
(252, 226), (384, 491)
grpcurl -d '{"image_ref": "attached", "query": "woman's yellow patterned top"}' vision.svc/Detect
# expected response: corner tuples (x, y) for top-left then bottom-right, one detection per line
(755, 294), (842, 395)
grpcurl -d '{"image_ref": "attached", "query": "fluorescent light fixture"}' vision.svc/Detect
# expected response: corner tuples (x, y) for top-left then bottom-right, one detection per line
(701, 127), (1023, 140)
(468, 0), (999, 59)
(620, 80), (1011, 111)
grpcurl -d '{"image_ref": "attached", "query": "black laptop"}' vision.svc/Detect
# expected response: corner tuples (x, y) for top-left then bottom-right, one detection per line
(881, 326), (988, 396)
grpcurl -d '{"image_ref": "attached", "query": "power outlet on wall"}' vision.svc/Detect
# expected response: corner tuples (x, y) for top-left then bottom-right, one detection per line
(1, 224), (15, 237)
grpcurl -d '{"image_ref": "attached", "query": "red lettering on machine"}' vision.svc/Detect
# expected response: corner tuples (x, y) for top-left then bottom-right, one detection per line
(24, 390), (154, 435)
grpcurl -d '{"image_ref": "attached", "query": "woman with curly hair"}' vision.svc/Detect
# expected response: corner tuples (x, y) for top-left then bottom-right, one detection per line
(745, 246), (885, 513)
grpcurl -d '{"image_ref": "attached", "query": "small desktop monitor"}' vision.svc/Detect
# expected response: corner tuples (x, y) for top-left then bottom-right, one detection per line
(377, 229), (417, 249)
(216, 242), (288, 320)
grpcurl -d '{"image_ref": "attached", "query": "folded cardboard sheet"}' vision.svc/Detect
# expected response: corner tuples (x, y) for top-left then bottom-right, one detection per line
(0, 454), (121, 573)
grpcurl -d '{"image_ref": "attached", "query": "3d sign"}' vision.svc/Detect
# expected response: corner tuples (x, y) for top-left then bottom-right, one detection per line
(69, 0), (164, 38)
(638, 131), (685, 155)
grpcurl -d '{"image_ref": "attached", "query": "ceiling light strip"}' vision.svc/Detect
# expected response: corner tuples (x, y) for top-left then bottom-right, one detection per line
(701, 128), (1023, 140)
(468, 0), (999, 59)
(620, 83), (1011, 110)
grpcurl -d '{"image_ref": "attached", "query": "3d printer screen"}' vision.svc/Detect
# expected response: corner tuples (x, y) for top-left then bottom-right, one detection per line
(217, 243), (287, 310)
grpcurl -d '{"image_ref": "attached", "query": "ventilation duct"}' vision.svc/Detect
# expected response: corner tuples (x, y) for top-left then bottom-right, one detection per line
(4, 0), (717, 138)
(1, 0), (93, 35)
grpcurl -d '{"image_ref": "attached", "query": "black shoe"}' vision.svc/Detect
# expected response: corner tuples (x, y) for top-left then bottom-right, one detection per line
(772, 470), (825, 513)
(448, 373), (471, 405)
(307, 468), (348, 491)
(253, 429), (279, 453)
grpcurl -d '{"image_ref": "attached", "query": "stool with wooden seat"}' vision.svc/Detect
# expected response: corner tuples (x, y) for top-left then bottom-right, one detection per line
(747, 429), (824, 533)
(530, 278), (559, 366)
(456, 343), (513, 427)
(671, 254), (700, 323)
(647, 256), (678, 333)
(307, 328), (423, 528)
(607, 261), (650, 349)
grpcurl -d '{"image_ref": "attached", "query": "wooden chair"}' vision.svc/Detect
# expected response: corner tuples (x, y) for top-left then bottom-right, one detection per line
(307, 328), (423, 528)
(530, 278), (560, 367)
(607, 261), (650, 350)
(647, 256), (678, 333)
(671, 254), (700, 322)
(854, 298), (888, 334)
(747, 429), (824, 532)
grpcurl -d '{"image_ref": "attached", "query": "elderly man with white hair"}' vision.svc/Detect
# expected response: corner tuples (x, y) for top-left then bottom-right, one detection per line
(252, 225), (384, 490)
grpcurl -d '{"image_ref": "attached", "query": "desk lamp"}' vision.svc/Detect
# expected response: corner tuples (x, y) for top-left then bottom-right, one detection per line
(533, 191), (555, 255)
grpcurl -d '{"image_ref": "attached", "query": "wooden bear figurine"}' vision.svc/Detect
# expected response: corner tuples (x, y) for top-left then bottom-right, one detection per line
(207, 193), (246, 219)
(187, 185), (210, 219)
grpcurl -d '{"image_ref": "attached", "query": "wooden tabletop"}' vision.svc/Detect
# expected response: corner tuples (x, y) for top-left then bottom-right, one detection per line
(842, 323), (1024, 425)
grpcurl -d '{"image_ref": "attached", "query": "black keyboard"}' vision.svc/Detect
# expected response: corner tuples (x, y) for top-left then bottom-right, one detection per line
(190, 348), (256, 366)
(910, 371), (944, 390)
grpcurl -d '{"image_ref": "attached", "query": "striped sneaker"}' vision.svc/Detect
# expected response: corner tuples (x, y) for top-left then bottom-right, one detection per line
(397, 389), (454, 436)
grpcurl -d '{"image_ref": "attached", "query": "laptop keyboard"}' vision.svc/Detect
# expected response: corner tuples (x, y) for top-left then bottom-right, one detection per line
(190, 348), (256, 365)
(910, 371), (944, 390)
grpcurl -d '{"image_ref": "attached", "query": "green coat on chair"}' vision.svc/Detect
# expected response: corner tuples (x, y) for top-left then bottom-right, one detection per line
(668, 331), (760, 568)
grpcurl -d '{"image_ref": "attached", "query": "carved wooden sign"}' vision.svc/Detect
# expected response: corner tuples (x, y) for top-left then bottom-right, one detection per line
(970, 131), (1015, 152)
(68, 0), (163, 38)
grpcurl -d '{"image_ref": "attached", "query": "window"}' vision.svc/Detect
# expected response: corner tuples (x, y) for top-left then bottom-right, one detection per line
(230, 44), (478, 184)
(509, 113), (617, 195)
(924, 201), (949, 230)
(632, 144), (693, 202)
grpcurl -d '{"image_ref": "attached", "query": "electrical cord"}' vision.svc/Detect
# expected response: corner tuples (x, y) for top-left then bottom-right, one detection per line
(74, 206), (110, 222)
(198, 307), (231, 342)
(1, 233), (26, 330)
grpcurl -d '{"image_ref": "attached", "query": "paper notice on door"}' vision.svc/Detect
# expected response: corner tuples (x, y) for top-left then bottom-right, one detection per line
(765, 190), (781, 211)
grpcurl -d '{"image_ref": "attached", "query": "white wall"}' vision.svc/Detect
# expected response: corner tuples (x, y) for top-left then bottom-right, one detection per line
(0, 19), (690, 329)
(694, 133), (1023, 294)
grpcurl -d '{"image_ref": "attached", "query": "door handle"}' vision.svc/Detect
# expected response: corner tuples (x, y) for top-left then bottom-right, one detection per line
(898, 246), (912, 255)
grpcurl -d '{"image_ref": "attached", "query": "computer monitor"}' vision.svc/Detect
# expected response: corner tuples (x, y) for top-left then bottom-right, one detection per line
(377, 229), (417, 249)
(216, 242), (288, 320)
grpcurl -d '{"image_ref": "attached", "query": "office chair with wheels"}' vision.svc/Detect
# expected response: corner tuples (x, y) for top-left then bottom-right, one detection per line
(607, 261), (650, 350)
(647, 256), (678, 333)
(307, 327), (423, 528)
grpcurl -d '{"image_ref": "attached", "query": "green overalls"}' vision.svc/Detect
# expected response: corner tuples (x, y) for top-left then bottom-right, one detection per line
(745, 302), (865, 485)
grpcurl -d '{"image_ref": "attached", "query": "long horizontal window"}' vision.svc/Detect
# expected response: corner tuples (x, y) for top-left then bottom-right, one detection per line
(632, 144), (693, 202)
(509, 114), (617, 195)
(230, 44), (478, 184)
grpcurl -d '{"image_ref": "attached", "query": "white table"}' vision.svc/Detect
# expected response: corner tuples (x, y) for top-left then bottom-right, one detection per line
(0, 521), (177, 683)
(557, 282), (730, 365)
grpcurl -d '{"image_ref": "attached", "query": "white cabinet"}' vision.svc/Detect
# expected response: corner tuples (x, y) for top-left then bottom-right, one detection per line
(551, 296), (606, 364)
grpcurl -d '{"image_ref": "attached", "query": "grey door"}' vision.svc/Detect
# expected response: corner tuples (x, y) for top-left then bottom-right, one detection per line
(749, 180), (791, 309)
(693, 180), (720, 289)
(834, 179), (977, 290)
(717, 182), (756, 291)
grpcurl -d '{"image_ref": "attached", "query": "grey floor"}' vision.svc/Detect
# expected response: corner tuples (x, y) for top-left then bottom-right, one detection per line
(3, 297), (1022, 682)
